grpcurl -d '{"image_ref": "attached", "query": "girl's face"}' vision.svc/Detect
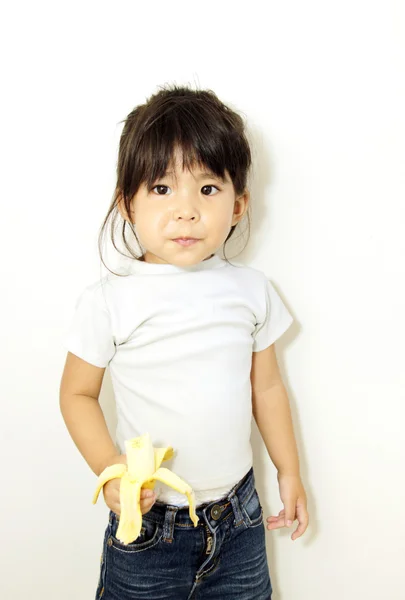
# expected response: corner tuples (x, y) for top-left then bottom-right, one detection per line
(120, 150), (249, 265)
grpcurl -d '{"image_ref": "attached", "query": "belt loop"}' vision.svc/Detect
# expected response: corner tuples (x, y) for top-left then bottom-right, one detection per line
(229, 492), (246, 528)
(162, 506), (178, 544)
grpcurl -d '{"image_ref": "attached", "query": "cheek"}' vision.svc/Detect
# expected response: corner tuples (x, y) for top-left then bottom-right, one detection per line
(135, 201), (158, 224)
(135, 206), (168, 236)
(209, 206), (234, 230)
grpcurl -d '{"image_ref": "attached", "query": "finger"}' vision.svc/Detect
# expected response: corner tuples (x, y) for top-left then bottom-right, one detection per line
(140, 496), (156, 507)
(283, 500), (296, 527)
(140, 493), (156, 511)
(291, 520), (307, 540)
(267, 509), (285, 522)
(141, 489), (155, 499)
(112, 497), (156, 518)
(267, 519), (285, 531)
(291, 507), (309, 540)
(267, 516), (283, 523)
(268, 513), (285, 522)
(266, 516), (286, 530)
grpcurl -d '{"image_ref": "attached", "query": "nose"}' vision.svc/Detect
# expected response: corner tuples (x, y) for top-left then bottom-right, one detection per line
(177, 214), (195, 220)
(173, 204), (199, 221)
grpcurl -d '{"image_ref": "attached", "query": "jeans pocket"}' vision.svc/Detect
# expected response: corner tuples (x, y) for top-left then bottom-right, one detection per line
(243, 488), (264, 527)
(108, 512), (163, 553)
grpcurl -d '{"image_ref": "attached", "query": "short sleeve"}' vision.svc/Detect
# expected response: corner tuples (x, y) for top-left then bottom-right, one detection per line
(62, 283), (116, 368)
(252, 277), (294, 352)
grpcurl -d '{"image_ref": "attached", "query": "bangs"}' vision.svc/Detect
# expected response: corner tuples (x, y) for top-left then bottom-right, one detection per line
(132, 102), (244, 191)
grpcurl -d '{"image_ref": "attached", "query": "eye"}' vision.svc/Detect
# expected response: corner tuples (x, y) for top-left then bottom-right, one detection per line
(201, 185), (220, 196)
(151, 185), (171, 195)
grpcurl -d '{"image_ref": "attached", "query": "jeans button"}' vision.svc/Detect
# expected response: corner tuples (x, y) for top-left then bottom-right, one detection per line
(210, 504), (222, 520)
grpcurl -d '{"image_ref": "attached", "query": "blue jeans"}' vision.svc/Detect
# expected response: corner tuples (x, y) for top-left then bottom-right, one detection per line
(95, 466), (272, 599)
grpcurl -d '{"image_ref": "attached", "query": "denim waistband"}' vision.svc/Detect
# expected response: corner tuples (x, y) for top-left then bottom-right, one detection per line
(109, 466), (255, 533)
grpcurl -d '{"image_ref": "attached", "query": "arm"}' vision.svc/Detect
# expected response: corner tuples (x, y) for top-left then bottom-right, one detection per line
(60, 351), (157, 517)
(250, 343), (309, 539)
(250, 344), (300, 476)
(59, 351), (126, 476)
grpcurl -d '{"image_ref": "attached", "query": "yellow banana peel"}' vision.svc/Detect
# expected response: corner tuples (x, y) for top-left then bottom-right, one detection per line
(92, 433), (199, 544)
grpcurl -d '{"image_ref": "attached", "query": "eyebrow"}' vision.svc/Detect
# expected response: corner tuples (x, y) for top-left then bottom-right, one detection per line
(163, 170), (227, 184)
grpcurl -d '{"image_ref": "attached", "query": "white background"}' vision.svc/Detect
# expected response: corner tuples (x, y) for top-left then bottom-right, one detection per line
(1, 1), (404, 598)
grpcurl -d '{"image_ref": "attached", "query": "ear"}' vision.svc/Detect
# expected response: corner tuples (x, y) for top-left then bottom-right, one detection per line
(117, 190), (134, 223)
(232, 190), (250, 226)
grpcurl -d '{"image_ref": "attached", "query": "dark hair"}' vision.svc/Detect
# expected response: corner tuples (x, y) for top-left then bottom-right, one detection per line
(98, 83), (252, 276)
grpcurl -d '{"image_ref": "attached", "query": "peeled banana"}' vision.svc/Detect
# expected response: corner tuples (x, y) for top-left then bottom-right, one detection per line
(92, 433), (199, 544)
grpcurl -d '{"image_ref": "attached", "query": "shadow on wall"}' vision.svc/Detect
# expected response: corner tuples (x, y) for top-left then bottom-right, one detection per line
(251, 322), (318, 600)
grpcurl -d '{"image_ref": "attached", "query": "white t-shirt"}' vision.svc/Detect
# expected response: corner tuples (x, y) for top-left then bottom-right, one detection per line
(63, 253), (293, 506)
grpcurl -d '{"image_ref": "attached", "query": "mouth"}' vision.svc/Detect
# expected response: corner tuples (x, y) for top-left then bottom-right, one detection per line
(172, 237), (201, 246)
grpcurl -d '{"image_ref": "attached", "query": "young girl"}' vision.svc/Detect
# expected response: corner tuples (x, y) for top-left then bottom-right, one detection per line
(60, 84), (309, 600)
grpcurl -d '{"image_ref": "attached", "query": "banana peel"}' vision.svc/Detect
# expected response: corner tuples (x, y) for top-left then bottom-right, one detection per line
(93, 433), (199, 544)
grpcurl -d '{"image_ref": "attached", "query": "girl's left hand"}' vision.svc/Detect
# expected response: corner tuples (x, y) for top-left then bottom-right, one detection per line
(266, 473), (309, 540)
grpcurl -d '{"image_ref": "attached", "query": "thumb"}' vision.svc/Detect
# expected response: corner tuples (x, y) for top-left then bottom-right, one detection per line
(283, 500), (296, 527)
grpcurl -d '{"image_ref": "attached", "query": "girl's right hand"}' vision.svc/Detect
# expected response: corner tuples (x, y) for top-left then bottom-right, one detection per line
(103, 478), (157, 517)
(101, 454), (157, 517)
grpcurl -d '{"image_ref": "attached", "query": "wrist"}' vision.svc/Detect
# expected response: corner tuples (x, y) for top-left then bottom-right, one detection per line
(277, 470), (301, 479)
(96, 453), (127, 476)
